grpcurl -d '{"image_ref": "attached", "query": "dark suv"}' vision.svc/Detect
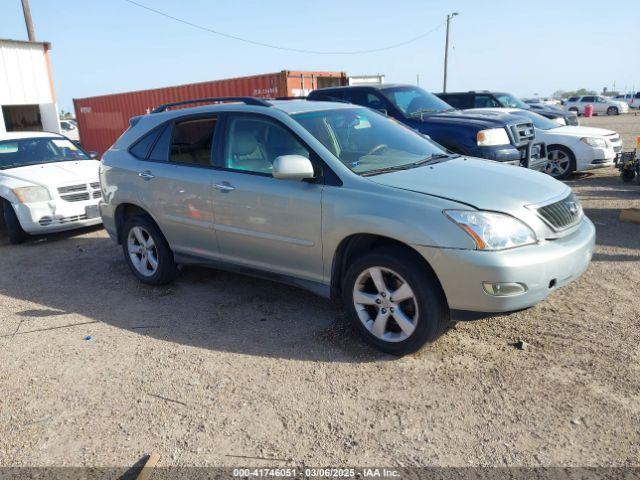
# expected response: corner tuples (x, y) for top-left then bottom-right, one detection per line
(437, 91), (579, 126)
(308, 84), (544, 169)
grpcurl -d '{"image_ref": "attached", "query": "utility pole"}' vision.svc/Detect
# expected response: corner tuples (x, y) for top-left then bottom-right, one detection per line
(21, 0), (36, 41)
(442, 12), (459, 93)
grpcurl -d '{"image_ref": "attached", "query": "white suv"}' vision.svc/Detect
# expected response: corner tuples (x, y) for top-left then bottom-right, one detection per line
(564, 95), (629, 116)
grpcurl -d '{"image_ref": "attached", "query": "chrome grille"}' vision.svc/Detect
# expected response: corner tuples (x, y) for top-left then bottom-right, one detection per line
(58, 184), (86, 194)
(90, 182), (101, 189)
(566, 116), (579, 126)
(510, 122), (535, 146)
(39, 214), (88, 225)
(537, 193), (583, 231)
(93, 191), (102, 199)
(61, 192), (91, 202)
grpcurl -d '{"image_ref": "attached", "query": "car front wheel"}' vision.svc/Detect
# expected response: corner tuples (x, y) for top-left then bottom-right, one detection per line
(543, 146), (575, 179)
(121, 215), (177, 285)
(1, 200), (26, 244)
(606, 106), (619, 116)
(342, 247), (450, 355)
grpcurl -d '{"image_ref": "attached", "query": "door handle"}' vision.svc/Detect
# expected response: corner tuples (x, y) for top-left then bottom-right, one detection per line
(138, 171), (155, 180)
(213, 182), (235, 192)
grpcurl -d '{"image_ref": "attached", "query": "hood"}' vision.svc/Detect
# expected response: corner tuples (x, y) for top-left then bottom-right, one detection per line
(552, 125), (616, 137)
(0, 160), (100, 188)
(420, 109), (529, 128)
(366, 156), (568, 212)
(532, 104), (571, 116)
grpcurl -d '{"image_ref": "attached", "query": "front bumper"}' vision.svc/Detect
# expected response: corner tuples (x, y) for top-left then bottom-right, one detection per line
(414, 217), (595, 312)
(467, 145), (522, 165)
(575, 145), (616, 171)
(14, 199), (102, 234)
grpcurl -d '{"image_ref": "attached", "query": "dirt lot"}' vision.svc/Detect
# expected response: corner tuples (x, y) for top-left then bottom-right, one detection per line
(0, 114), (639, 470)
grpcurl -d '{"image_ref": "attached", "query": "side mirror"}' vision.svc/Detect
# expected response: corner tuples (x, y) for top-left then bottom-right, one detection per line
(272, 155), (315, 180)
(89, 151), (98, 159)
(378, 108), (388, 116)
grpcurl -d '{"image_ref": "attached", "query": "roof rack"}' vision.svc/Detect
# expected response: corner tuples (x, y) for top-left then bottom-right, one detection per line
(151, 97), (272, 113)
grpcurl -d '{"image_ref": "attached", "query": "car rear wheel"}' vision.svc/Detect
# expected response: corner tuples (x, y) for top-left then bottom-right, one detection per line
(342, 247), (450, 355)
(122, 215), (177, 285)
(606, 106), (619, 116)
(543, 146), (575, 179)
(1, 200), (26, 244)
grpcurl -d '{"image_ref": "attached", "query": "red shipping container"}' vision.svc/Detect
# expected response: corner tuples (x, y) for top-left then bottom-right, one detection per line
(73, 70), (347, 155)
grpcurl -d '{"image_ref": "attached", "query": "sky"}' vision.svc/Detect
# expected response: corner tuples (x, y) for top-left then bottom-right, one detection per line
(1, 0), (639, 113)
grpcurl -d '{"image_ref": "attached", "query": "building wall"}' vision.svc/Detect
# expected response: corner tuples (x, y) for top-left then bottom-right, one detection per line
(0, 39), (59, 134)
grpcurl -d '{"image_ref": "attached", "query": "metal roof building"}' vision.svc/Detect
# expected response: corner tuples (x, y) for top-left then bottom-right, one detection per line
(0, 38), (60, 135)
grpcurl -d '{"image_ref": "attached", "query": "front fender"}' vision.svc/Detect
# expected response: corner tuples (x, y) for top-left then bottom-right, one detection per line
(321, 182), (476, 282)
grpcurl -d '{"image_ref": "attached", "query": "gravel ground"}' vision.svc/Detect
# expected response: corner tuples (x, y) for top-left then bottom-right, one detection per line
(0, 115), (639, 470)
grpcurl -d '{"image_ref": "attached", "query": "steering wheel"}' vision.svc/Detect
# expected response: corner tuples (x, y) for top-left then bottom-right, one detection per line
(366, 144), (388, 156)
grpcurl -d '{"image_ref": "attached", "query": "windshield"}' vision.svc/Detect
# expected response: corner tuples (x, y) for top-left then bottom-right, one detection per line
(495, 93), (530, 110)
(0, 137), (91, 170)
(382, 86), (455, 116)
(293, 108), (449, 175)
(510, 109), (561, 130)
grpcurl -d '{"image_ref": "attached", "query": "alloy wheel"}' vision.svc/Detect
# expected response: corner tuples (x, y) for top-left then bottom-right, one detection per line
(352, 266), (419, 343)
(544, 149), (571, 178)
(127, 226), (159, 277)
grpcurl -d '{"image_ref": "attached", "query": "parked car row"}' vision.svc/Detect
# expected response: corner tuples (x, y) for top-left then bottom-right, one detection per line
(612, 92), (640, 109)
(307, 85), (547, 169)
(435, 90), (579, 126)
(307, 84), (622, 178)
(0, 94), (601, 355)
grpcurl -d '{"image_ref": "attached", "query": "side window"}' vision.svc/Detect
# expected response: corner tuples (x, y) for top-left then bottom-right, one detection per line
(169, 117), (217, 166)
(130, 126), (163, 159)
(582, 96), (595, 103)
(474, 95), (501, 108)
(225, 115), (309, 175)
(440, 95), (467, 109)
(567, 96), (579, 102)
(343, 90), (387, 111)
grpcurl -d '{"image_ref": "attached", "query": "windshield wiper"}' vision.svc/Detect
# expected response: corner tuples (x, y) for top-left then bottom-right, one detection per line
(361, 153), (455, 176)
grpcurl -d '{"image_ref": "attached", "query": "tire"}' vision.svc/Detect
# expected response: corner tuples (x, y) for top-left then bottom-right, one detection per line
(121, 214), (177, 285)
(1, 200), (26, 244)
(543, 145), (576, 180)
(621, 169), (636, 183)
(607, 106), (619, 116)
(342, 246), (450, 356)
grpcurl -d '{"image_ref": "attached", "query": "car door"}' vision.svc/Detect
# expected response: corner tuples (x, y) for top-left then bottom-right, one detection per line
(135, 115), (220, 259)
(210, 113), (324, 283)
(581, 96), (595, 114)
(593, 96), (608, 114)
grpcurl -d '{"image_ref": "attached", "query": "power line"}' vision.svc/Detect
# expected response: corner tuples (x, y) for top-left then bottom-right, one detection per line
(123, 0), (445, 55)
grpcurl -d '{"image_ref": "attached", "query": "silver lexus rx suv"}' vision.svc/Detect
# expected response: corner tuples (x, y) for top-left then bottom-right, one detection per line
(100, 97), (595, 355)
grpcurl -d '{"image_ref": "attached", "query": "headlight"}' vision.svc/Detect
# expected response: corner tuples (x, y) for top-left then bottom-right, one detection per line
(12, 186), (51, 203)
(581, 137), (608, 148)
(444, 210), (537, 250)
(477, 128), (510, 146)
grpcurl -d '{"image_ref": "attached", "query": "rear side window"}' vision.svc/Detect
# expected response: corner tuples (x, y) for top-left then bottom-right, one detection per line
(169, 117), (217, 166)
(567, 96), (579, 102)
(130, 126), (163, 159)
(581, 96), (595, 102)
(473, 95), (501, 108)
(343, 90), (386, 111)
(439, 95), (470, 109)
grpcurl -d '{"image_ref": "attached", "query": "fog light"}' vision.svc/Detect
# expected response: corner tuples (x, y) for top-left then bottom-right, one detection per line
(482, 282), (527, 297)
